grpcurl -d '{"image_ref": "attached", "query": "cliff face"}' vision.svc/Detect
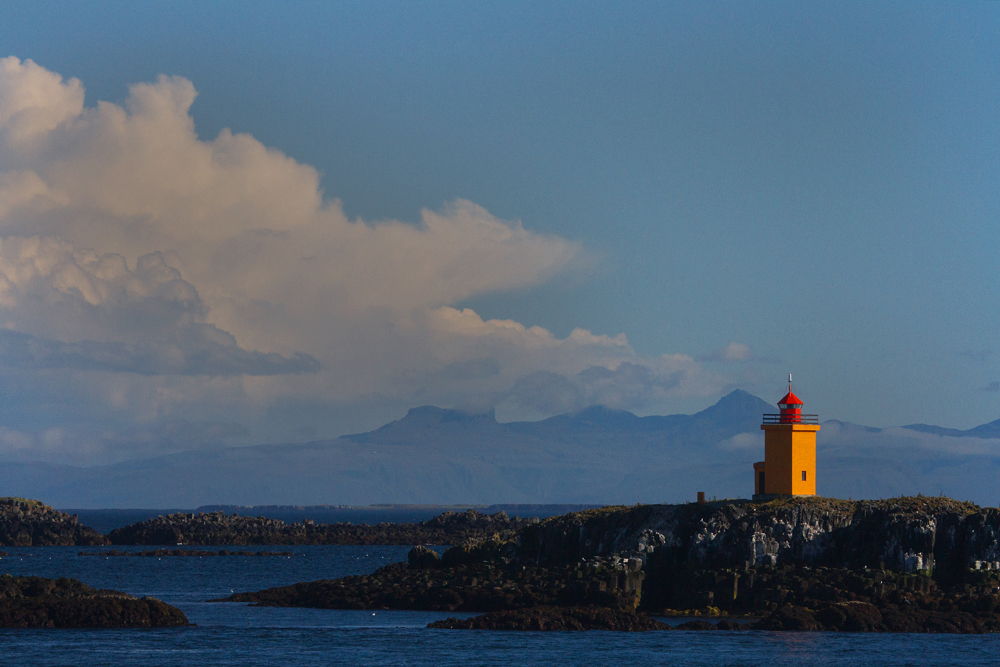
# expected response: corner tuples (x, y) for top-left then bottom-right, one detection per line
(0, 498), (107, 546)
(517, 497), (1000, 582)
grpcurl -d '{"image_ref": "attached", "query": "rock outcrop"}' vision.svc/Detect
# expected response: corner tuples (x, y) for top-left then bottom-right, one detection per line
(429, 606), (670, 631)
(518, 497), (998, 582)
(215, 554), (639, 612)
(110, 509), (533, 546)
(219, 497), (1000, 633)
(755, 600), (1000, 633)
(0, 575), (189, 628)
(0, 498), (107, 546)
(649, 564), (1000, 630)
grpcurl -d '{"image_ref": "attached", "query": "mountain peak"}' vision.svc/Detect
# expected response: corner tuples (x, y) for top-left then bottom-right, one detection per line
(402, 405), (496, 424)
(341, 405), (497, 442)
(695, 390), (773, 420)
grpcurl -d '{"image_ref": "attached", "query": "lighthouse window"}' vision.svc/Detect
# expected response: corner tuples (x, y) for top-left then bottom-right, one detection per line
(801, 471), (807, 481)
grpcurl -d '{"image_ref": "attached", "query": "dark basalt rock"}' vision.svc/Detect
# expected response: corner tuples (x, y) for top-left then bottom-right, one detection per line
(110, 508), (534, 546)
(518, 496), (1000, 586)
(218, 496), (1000, 634)
(0, 498), (107, 547)
(715, 619), (751, 630)
(0, 575), (189, 628)
(215, 558), (640, 612)
(428, 606), (670, 631)
(752, 601), (999, 633)
(407, 546), (441, 569)
(753, 604), (822, 631)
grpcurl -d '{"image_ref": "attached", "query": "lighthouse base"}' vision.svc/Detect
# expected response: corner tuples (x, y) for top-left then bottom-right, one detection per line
(752, 493), (815, 502)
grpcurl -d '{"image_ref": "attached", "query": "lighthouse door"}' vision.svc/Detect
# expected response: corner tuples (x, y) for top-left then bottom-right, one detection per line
(758, 471), (765, 495)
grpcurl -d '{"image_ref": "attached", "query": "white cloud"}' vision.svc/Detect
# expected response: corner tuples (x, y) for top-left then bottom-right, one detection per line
(0, 235), (315, 375)
(820, 424), (1000, 459)
(717, 431), (763, 451)
(504, 356), (719, 416)
(0, 57), (83, 144)
(0, 57), (729, 462)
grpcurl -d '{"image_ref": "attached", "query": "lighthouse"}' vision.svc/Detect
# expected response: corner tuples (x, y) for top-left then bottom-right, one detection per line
(753, 375), (820, 499)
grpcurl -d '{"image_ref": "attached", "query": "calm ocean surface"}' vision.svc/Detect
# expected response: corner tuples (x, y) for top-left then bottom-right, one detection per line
(0, 545), (997, 666)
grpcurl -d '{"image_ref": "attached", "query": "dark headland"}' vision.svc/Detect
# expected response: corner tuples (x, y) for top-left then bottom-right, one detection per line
(217, 496), (1000, 633)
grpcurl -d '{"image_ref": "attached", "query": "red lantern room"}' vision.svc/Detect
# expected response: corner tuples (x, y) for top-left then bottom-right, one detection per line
(778, 384), (804, 423)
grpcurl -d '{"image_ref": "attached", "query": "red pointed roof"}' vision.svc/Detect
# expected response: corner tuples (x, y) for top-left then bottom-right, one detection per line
(778, 391), (803, 407)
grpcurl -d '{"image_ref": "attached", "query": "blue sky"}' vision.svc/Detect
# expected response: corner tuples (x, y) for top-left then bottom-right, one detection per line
(0, 1), (997, 465)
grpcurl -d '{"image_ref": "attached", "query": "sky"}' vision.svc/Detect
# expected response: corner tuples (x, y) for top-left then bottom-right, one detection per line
(0, 1), (997, 466)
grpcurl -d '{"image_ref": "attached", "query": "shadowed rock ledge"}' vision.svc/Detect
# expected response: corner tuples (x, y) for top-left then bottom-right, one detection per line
(429, 606), (670, 631)
(0, 575), (189, 628)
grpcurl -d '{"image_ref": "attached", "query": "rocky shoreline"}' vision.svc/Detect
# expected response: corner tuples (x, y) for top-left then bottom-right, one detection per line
(0, 575), (189, 628)
(430, 606), (671, 631)
(0, 498), (107, 547)
(220, 545), (1000, 633)
(108, 508), (533, 546)
(4, 493), (1000, 632)
(218, 497), (1000, 633)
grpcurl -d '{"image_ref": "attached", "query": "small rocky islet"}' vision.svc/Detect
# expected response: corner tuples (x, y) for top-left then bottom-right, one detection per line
(0, 499), (190, 628)
(0, 575), (189, 629)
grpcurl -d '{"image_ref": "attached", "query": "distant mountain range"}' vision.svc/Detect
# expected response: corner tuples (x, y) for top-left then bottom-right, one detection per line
(1, 390), (997, 508)
(900, 420), (1000, 439)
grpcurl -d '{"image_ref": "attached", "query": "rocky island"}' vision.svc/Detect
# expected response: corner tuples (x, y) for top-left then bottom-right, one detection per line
(109, 508), (533, 546)
(218, 496), (1000, 633)
(0, 498), (107, 546)
(0, 575), (189, 628)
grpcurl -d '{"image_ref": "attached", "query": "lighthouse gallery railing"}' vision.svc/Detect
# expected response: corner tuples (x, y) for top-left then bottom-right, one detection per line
(762, 414), (820, 425)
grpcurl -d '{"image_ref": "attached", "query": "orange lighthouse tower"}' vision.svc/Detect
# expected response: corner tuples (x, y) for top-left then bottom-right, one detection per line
(753, 375), (820, 499)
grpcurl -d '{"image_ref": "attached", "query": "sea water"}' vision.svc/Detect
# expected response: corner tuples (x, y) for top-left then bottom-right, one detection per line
(0, 545), (997, 666)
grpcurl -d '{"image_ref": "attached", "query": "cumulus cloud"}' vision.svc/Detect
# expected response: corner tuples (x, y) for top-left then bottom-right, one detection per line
(819, 422), (1000, 459)
(505, 357), (718, 415)
(0, 235), (316, 375)
(0, 57), (729, 462)
(717, 431), (763, 451)
(0, 57), (83, 144)
(0, 328), (318, 376)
